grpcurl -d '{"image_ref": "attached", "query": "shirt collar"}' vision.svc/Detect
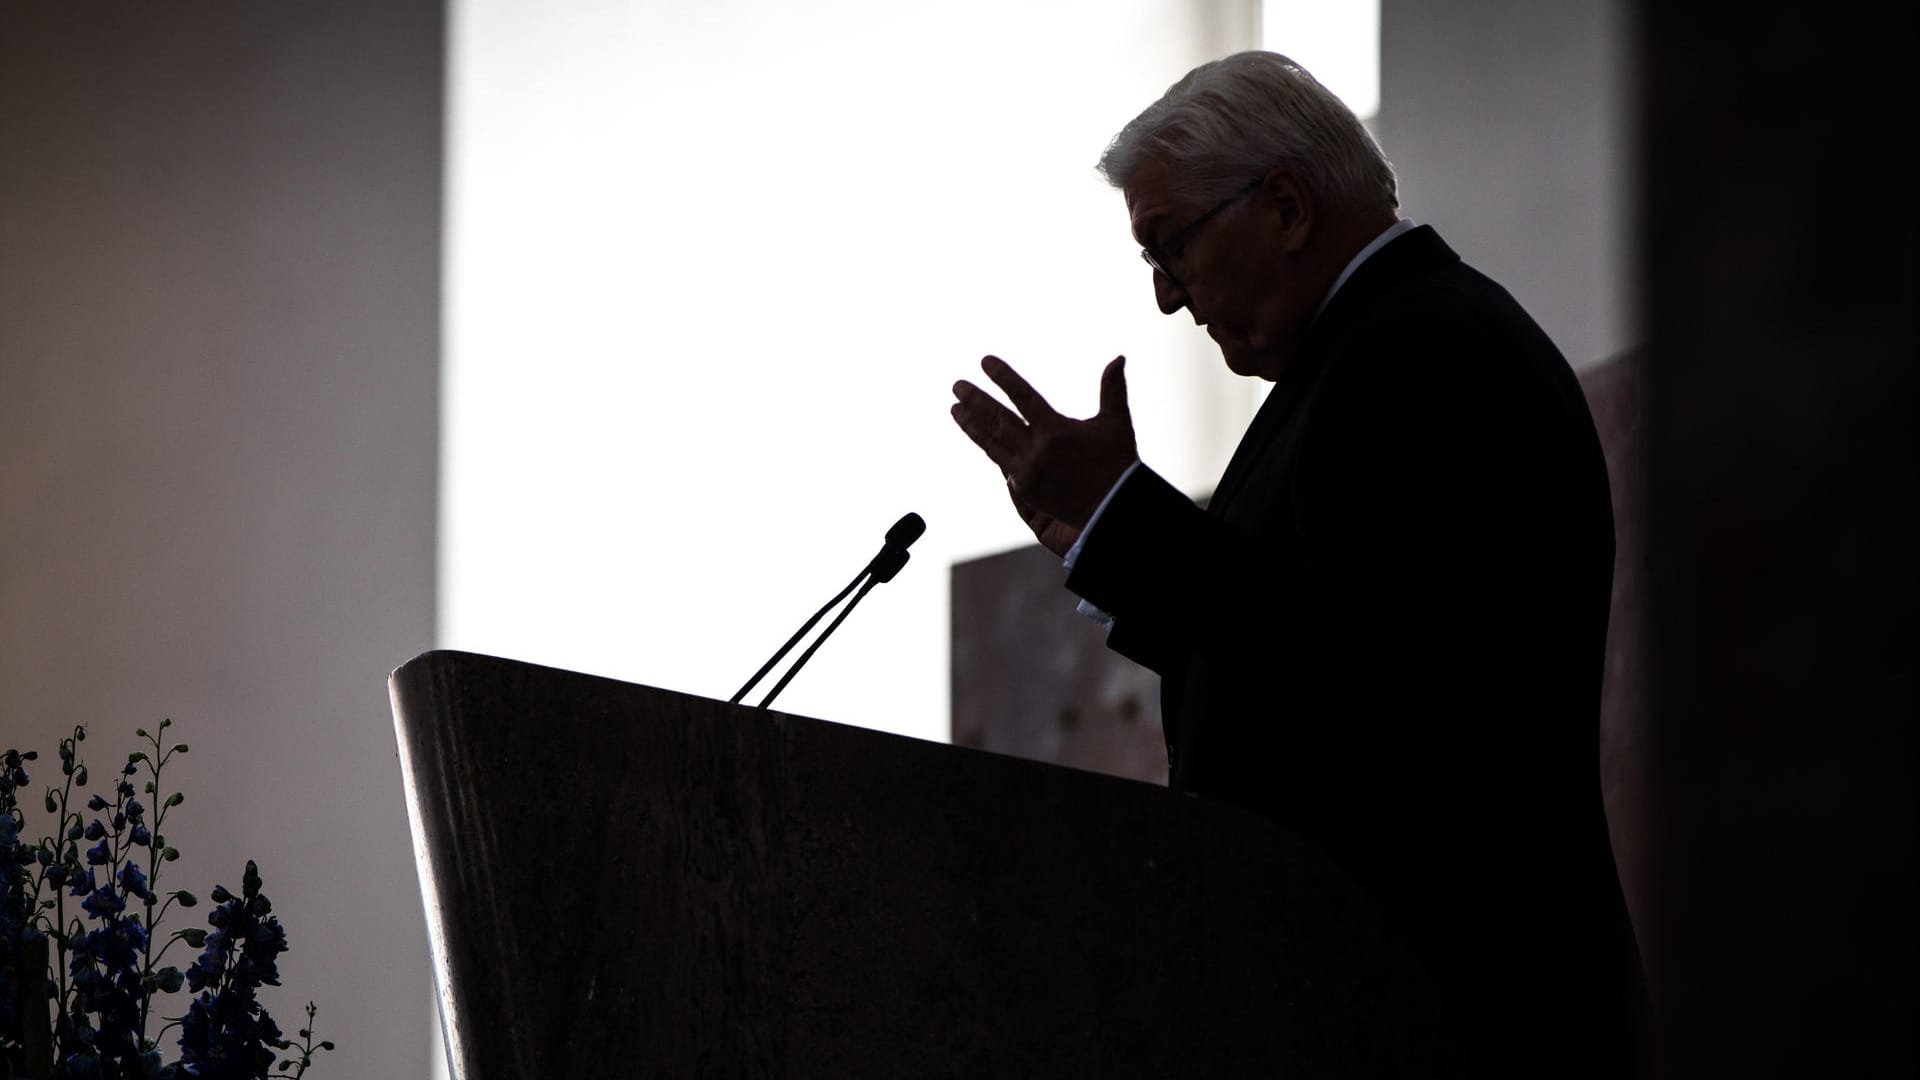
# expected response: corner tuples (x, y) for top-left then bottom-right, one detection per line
(1312, 217), (1417, 324)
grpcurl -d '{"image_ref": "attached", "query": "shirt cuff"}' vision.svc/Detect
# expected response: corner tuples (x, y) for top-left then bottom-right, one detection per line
(1074, 598), (1115, 630)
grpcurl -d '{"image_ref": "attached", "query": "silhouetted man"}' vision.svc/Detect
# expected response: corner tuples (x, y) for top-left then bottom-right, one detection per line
(952, 51), (1644, 1076)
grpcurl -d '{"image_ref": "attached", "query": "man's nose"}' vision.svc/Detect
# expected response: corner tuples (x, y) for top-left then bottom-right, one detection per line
(1152, 269), (1189, 316)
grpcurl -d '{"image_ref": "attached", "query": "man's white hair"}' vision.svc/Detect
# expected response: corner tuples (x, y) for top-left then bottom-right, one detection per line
(1097, 51), (1398, 215)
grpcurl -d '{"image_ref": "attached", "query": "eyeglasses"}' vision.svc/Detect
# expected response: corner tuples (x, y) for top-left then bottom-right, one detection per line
(1139, 177), (1264, 289)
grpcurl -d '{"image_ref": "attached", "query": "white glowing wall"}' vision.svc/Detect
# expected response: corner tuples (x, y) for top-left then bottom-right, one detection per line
(442, 0), (1284, 744)
(1261, 0), (1381, 118)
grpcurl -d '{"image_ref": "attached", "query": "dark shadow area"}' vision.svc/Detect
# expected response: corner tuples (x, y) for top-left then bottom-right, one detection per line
(1637, 3), (1916, 1074)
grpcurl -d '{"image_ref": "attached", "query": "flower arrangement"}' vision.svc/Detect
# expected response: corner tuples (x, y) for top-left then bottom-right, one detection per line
(0, 722), (332, 1080)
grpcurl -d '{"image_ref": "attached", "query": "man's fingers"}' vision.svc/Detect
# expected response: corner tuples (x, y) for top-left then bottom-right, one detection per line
(1098, 354), (1130, 420)
(981, 356), (1061, 424)
(950, 383), (1028, 466)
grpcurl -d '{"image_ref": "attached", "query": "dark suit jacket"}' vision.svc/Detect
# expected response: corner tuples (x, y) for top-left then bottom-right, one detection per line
(1067, 226), (1645, 1075)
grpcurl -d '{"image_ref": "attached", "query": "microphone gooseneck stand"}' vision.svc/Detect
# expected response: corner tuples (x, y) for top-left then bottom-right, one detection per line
(730, 513), (923, 709)
(728, 569), (864, 706)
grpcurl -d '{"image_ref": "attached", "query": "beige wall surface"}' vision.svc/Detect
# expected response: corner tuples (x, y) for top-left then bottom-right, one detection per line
(1380, 0), (1633, 370)
(1, 3), (442, 1076)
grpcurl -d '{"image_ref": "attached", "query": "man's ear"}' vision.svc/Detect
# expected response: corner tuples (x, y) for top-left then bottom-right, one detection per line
(1262, 167), (1313, 254)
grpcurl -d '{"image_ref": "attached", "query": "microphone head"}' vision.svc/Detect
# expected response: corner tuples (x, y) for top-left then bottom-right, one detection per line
(884, 512), (926, 550)
(870, 546), (911, 583)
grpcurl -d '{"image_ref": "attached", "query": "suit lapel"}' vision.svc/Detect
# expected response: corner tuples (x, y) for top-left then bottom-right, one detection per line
(1207, 226), (1461, 518)
(1208, 355), (1321, 516)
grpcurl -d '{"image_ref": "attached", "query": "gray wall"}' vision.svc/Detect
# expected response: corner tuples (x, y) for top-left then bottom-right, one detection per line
(1, 3), (442, 1076)
(1380, 0), (1632, 369)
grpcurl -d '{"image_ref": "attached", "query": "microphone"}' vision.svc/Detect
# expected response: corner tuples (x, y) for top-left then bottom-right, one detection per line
(863, 511), (923, 581)
(729, 513), (924, 709)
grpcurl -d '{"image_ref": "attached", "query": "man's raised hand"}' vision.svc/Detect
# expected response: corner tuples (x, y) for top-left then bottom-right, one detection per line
(950, 355), (1138, 557)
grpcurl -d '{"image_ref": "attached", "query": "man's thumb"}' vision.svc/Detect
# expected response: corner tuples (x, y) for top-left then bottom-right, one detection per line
(1099, 355), (1129, 417)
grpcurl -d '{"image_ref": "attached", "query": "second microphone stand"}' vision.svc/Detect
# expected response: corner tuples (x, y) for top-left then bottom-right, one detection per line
(729, 524), (917, 710)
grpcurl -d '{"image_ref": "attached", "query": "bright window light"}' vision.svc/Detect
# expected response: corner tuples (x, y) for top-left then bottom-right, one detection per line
(441, 0), (1260, 758)
(1260, 0), (1380, 118)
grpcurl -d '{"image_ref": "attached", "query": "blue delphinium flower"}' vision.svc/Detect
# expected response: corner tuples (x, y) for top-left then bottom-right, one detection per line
(9, 724), (322, 1079)
(2, 748), (42, 1047)
(81, 886), (127, 920)
(177, 861), (292, 1079)
(65, 915), (145, 1073)
(118, 862), (153, 903)
(60, 735), (185, 1080)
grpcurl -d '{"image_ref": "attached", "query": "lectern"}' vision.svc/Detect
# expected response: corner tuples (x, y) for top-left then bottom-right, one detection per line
(390, 650), (1460, 1078)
